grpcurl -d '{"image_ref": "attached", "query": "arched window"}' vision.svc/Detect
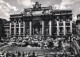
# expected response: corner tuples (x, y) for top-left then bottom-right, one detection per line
(33, 21), (41, 28)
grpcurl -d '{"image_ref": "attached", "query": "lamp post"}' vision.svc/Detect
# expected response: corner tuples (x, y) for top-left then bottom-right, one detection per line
(70, 34), (72, 55)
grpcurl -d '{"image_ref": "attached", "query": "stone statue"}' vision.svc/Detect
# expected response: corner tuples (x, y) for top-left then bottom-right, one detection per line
(45, 28), (49, 35)
(34, 28), (39, 35)
(26, 29), (29, 35)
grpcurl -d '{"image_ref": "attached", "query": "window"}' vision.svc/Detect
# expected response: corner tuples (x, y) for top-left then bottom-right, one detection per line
(59, 23), (63, 26)
(11, 28), (14, 33)
(66, 27), (70, 33)
(16, 28), (19, 33)
(21, 28), (23, 33)
(66, 23), (70, 26)
(59, 27), (63, 33)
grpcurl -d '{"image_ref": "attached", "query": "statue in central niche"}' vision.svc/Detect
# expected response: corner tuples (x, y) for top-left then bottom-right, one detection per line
(34, 28), (39, 35)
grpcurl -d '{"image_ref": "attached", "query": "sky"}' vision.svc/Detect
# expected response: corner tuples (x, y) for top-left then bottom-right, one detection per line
(0, 0), (80, 21)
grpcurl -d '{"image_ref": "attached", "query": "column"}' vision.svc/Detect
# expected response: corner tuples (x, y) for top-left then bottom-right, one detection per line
(42, 21), (44, 35)
(70, 21), (72, 33)
(49, 20), (52, 35)
(57, 21), (59, 36)
(19, 22), (21, 35)
(29, 21), (32, 36)
(63, 21), (66, 35)
(10, 22), (11, 36)
(23, 21), (25, 36)
(14, 22), (16, 36)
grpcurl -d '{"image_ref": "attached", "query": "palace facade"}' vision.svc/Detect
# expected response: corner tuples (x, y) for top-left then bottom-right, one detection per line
(76, 14), (80, 37)
(5, 2), (73, 38)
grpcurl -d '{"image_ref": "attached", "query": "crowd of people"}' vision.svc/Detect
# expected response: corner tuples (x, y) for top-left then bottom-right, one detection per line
(9, 36), (64, 50)
(0, 51), (37, 57)
(0, 35), (72, 51)
(0, 50), (79, 57)
(0, 35), (80, 57)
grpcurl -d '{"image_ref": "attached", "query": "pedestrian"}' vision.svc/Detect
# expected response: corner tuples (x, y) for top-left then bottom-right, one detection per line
(31, 52), (36, 57)
(45, 54), (48, 57)
(64, 52), (68, 57)
(12, 53), (15, 57)
(14, 51), (18, 57)
(17, 51), (21, 57)
(6, 51), (9, 57)
(4, 51), (6, 57)
(54, 53), (56, 57)
(22, 51), (25, 57)
(25, 52), (28, 57)
(28, 52), (31, 57)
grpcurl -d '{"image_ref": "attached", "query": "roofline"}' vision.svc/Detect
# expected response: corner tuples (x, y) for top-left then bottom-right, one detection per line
(77, 14), (80, 17)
